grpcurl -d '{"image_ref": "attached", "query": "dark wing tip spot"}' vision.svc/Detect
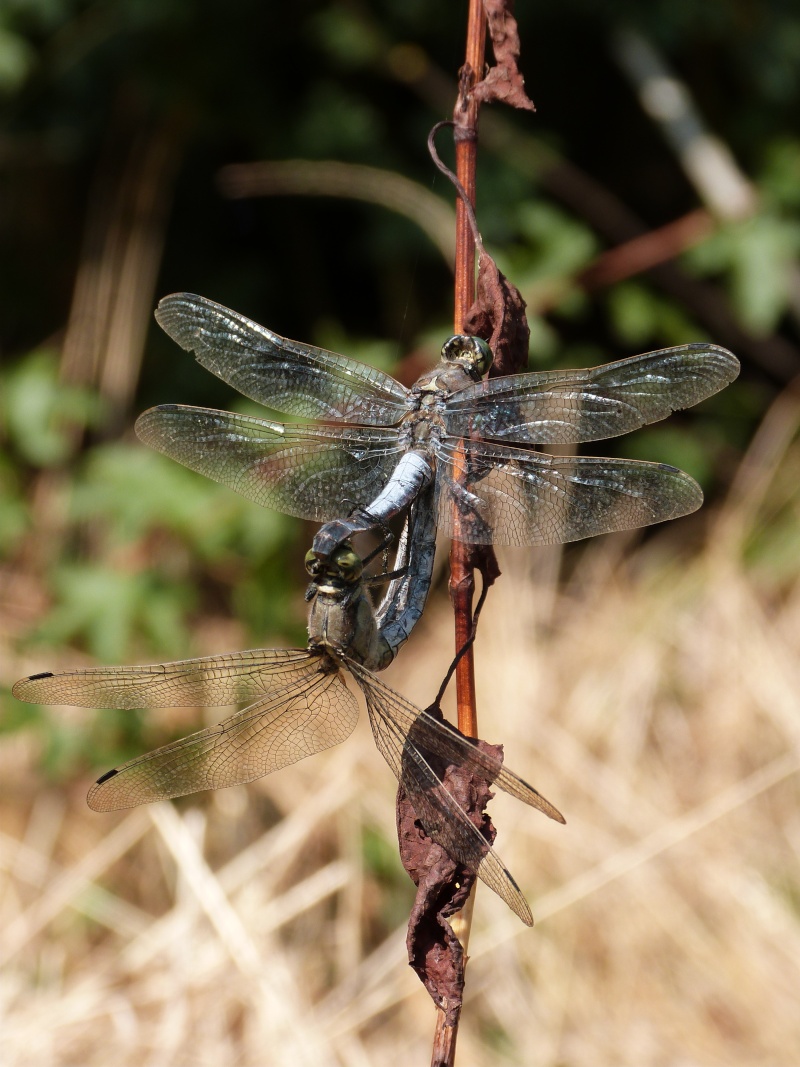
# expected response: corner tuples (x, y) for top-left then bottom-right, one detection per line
(95, 768), (119, 785)
(28, 671), (54, 681)
(506, 868), (523, 893)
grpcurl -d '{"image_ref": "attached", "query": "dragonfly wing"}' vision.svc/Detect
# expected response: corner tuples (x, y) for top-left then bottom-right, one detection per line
(352, 667), (563, 821)
(156, 293), (410, 424)
(348, 663), (535, 925)
(444, 344), (740, 444)
(136, 405), (402, 521)
(86, 659), (357, 811)
(13, 648), (319, 709)
(387, 707), (564, 824)
(434, 439), (704, 546)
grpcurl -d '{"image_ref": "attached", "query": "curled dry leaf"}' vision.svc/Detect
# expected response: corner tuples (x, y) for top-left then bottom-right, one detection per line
(465, 249), (530, 377)
(397, 709), (502, 1025)
(472, 0), (535, 113)
(462, 246), (530, 586)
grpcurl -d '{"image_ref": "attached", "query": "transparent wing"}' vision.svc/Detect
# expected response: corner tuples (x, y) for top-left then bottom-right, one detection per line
(434, 439), (703, 547)
(156, 293), (410, 424)
(136, 405), (403, 521)
(12, 648), (318, 709)
(444, 344), (740, 444)
(348, 663), (562, 925)
(85, 662), (357, 811)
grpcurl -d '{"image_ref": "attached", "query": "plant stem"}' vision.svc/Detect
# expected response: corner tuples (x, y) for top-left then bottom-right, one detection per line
(433, 6), (486, 1064)
(450, 0), (485, 745)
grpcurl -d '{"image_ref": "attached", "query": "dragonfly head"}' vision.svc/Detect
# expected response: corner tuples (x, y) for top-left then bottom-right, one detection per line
(440, 335), (493, 379)
(305, 545), (364, 587)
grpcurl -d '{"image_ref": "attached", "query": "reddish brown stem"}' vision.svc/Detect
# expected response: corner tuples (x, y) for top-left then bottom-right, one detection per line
(433, 7), (486, 1065)
(449, 0), (486, 745)
(431, 1019), (458, 1067)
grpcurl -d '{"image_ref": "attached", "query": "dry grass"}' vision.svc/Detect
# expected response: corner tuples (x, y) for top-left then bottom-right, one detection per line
(2, 399), (800, 1066)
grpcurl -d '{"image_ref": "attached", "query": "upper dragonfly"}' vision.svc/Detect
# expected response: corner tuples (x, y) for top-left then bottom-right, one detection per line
(13, 520), (560, 926)
(138, 294), (740, 557)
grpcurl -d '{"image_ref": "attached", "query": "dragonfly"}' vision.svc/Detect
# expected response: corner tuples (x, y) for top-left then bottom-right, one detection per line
(137, 293), (740, 560)
(13, 519), (558, 926)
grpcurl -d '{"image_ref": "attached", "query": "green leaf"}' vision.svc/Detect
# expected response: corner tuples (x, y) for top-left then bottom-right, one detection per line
(0, 26), (33, 94)
(2, 350), (104, 467)
(685, 212), (800, 336)
(31, 563), (193, 662)
(0, 450), (28, 551)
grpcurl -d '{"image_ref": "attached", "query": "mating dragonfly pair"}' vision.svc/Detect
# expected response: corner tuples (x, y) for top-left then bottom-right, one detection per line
(14, 294), (739, 923)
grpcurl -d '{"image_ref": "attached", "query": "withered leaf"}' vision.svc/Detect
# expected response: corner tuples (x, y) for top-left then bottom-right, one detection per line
(464, 249), (530, 377)
(472, 0), (535, 113)
(462, 246), (529, 597)
(397, 706), (503, 1025)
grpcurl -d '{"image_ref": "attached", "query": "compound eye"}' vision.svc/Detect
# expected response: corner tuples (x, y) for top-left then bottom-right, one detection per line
(471, 337), (493, 375)
(440, 334), (493, 376)
(332, 546), (363, 582)
(440, 335), (466, 361)
(304, 549), (323, 577)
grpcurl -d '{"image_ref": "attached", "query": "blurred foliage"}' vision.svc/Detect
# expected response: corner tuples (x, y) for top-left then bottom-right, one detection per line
(3, 0), (800, 780)
(3, 349), (104, 466)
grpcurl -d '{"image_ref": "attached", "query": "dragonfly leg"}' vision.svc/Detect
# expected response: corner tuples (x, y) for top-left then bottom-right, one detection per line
(362, 564), (408, 586)
(439, 470), (494, 543)
(357, 515), (395, 568)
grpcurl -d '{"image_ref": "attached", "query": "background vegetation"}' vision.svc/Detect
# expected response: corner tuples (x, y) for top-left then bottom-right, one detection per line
(2, 1), (800, 1063)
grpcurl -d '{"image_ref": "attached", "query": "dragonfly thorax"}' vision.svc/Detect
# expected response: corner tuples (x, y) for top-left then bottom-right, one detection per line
(410, 348), (489, 406)
(306, 564), (392, 671)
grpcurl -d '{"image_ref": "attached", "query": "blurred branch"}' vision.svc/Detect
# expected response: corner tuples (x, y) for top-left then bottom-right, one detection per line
(611, 27), (758, 222)
(24, 102), (186, 573)
(61, 101), (186, 425)
(218, 159), (456, 265)
(577, 208), (715, 291)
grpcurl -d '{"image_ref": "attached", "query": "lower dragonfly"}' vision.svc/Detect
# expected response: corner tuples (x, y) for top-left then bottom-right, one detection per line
(138, 294), (740, 563)
(13, 511), (559, 926)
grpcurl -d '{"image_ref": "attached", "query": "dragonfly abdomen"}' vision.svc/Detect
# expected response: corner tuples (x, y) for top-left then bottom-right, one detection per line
(311, 449), (434, 560)
(362, 450), (433, 522)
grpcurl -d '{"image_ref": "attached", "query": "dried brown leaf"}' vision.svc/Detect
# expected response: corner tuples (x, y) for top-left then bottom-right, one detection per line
(462, 247), (529, 594)
(472, 0), (535, 112)
(397, 711), (502, 1025)
(464, 249), (530, 376)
